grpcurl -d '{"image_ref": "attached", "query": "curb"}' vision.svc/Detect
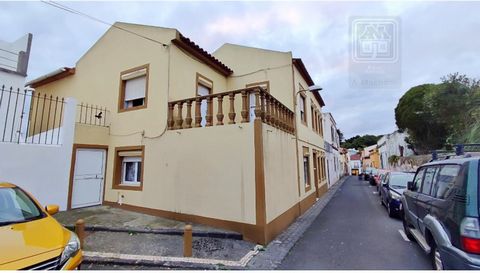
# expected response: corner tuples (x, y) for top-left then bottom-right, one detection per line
(64, 225), (243, 240)
(246, 176), (349, 269)
(82, 245), (262, 270)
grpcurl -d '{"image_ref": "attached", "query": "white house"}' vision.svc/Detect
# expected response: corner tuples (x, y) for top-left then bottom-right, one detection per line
(349, 153), (362, 175)
(323, 112), (341, 186)
(377, 130), (415, 170)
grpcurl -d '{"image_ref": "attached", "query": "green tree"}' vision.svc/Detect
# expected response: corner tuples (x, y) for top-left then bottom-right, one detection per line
(342, 134), (381, 149)
(395, 84), (448, 153)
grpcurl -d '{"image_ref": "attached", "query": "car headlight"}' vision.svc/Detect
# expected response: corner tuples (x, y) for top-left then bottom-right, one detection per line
(390, 191), (401, 201)
(60, 231), (80, 266)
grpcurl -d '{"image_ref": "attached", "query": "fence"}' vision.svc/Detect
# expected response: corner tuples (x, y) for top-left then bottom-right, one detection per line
(77, 103), (109, 127)
(0, 85), (66, 145)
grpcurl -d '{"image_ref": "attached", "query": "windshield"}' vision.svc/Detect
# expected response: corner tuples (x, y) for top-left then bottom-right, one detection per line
(0, 187), (44, 226)
(389, 173), (415, 189)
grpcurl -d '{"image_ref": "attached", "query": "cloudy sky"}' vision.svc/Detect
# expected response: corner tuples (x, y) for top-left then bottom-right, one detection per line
(1, 1), (479, 138)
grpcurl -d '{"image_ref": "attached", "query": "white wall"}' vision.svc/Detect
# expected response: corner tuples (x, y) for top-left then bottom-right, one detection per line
(378, 131), (414, 170)
(0, 98), (76, 210)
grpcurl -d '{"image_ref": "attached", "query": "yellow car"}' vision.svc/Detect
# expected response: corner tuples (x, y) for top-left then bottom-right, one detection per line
(0, 183), (82, 270)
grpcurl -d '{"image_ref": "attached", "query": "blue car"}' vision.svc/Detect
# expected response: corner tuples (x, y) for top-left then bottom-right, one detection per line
(379, 171), (415, 217)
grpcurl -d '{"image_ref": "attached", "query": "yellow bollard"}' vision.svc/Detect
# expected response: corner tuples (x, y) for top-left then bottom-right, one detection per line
(183, 224), (192, 257)
(75, 219), (85, 249)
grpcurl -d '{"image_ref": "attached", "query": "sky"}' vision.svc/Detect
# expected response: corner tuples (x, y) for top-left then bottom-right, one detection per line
(1, 1), (479, 138)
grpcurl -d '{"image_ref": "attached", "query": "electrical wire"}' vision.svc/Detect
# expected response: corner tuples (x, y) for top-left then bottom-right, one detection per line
(41, 0), (169, 47)
(230, 63), (292, 78)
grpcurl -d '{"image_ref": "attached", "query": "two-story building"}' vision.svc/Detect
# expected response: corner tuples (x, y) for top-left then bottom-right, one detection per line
(322, 112), (341, 186)
(27, 22), (328, 245)
(377, 130), (414, 169)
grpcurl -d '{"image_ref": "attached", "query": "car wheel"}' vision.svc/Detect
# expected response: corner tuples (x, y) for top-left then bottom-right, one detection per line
(387, 202), (395, 218)
(431, 243), (444, 270)
(402, 212), (415, 241)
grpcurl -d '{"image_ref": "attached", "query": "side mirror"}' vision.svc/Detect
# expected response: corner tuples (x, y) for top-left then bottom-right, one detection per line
(45, 205), (59, 215)
(407, 181), (414, 191)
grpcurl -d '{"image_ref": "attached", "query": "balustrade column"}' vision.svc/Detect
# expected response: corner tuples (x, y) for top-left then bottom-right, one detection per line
(184, 100), (193, 128)
(241, 91), (248, 123)
(265, 95), (271, 124)
(167, 103), (174, 129)
(254, 91), (262, 120)
(216, 95), (224, 125)
(174, 101), (184, 129)
(194, 98), (202, 127)
(260, 91), (266, 121)
(228, 92), (236, 124)
(206, 97), (213, 127)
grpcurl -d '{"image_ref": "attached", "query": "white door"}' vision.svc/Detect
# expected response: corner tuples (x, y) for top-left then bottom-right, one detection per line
(197, 84), (210, 127)
(71, 149), (106, 209)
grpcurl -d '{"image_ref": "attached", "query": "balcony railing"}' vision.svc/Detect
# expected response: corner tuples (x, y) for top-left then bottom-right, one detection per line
(77, 103), (110, 127)
(167, 87), (294, 134)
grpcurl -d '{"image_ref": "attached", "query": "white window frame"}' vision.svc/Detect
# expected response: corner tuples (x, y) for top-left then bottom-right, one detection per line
(121, 156), (142, 186)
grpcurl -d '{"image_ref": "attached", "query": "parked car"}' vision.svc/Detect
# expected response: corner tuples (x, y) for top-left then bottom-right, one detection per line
(379, 172), (415, 217)
(0, 182), (82, 270)
(401, 157), (480, 269)
(377, 172), (388, 193)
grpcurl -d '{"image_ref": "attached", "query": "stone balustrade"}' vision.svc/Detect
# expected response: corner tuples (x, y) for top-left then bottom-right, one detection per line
(167, 87), (294, 134)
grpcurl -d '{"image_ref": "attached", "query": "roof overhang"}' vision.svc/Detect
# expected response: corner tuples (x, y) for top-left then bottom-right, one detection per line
(26, 67), (75, 88)
(172, 33), (233, 77)
(293, 58), (325, 107)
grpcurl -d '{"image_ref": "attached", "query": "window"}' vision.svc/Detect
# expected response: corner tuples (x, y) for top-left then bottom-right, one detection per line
(303, 147), (311, 190)
(113, 146), (145, 190)
(431, 165), (460, 199)
(421, 167), (437, 195)
(299, 94), (307, 125)
(311, 106), (316, 131)
(412, 168), (425, 192)
(318, 114), (324, 137)
(197, 73), (213, 127)
(246, 81), (269, 122)
(119, 64), (149, 112)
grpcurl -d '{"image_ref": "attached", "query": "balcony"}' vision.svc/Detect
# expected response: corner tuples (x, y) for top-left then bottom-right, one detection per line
(167, 87), (294, 134)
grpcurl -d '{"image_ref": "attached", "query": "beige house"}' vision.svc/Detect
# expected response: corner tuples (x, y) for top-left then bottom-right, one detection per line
(28, 22), (327, 244)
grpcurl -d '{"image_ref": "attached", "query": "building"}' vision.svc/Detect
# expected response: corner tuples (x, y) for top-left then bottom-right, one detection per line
(27, 22), (328, 245)
(349, 153), (361, 175)
(361, 144), (379, 170)
(377, 130), (414, 169)
(339, 148), (349, 176)
(322, 112), (341, 186)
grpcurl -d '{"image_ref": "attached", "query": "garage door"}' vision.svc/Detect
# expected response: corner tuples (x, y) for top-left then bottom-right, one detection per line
(71, 148), (106, 209)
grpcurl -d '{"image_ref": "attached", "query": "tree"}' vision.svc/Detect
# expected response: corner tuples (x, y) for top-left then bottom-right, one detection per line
(395, 73), (480, 153)
(395, 84), (448, 153)
(337, 129), (344, 144)
(342, 134), (381, 149)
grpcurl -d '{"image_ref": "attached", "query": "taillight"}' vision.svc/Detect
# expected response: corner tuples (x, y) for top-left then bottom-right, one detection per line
(461, 237), (480, 254)
(460, 217), (480, 254)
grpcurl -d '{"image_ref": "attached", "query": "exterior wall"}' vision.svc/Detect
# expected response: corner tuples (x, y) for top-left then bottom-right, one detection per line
(0, 98), (76, 210)
(263, 123), (297, 222)
(104, 123), (257, 224)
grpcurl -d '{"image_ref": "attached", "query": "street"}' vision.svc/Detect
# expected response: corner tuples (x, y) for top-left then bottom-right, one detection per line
(279, 176), (433, 270)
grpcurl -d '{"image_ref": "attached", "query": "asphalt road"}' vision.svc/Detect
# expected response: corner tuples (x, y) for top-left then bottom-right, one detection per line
(279, 176), (433, 270)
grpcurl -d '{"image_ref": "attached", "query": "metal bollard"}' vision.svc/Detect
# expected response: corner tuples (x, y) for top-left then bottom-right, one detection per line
(75, 219), (85, 249)
(183, 224), (192, 257)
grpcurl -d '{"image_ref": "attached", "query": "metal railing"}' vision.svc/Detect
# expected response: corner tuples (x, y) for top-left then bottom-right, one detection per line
(0, 85), (65, 145)
(77, 103), (109, 127)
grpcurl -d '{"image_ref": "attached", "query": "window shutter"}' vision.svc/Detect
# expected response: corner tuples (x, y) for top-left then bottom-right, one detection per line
(118, 150), (142, 157)
(124, 76), (146, 101)
(121, 68), (147, 80)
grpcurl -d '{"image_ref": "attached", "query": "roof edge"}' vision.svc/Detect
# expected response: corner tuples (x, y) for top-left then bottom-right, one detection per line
(172, 33), (233, 77)
(26, 67), (75, 88)
(293, 58), (325, 107)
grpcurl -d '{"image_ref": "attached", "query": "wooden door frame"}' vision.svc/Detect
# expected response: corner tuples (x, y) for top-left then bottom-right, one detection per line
(67, 144), (109, 210)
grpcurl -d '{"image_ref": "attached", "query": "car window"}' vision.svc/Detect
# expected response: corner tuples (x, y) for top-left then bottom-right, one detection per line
(421, 167), (437, 196)
(389, 173), (415, 189)
(0, 187), (43, 226)
(412, 168), (425, 192)
(431, 165), (460, 199)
